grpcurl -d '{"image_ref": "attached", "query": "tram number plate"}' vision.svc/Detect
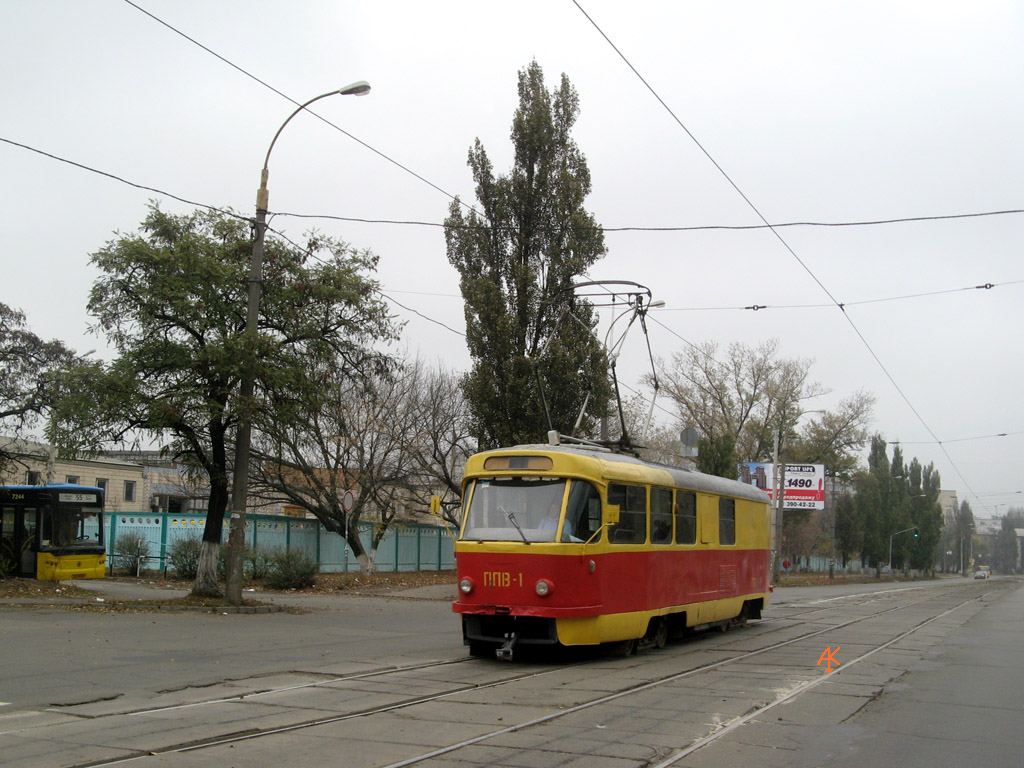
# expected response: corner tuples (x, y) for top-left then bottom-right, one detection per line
(483, 571), (523, 588)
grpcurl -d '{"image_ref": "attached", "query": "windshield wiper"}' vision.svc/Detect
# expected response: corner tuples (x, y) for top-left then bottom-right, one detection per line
(500, 506), (530, 544)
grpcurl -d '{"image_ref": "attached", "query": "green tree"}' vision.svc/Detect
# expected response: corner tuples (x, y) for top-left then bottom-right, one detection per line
(833, 491), (860, 567)
(697, 432), (738, 477)
(904, 458), (942, 572)
(992, 511), (1024, 574)
(855, 471), (883, 568)
(953, 500), (975, 574)
(445, 61), (610, 448)
(852, 435), (897, 569)
(73, 204), (395, 595)
(0, 303), (84, 475)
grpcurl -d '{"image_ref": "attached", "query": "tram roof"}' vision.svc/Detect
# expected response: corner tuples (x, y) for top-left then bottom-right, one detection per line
(476, 444), (770, 504)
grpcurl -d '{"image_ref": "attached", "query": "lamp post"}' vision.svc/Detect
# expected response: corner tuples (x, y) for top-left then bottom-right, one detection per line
(888, 526), (918, 576)
(960, 522), (974, 575)
(225, 82), (371, 605)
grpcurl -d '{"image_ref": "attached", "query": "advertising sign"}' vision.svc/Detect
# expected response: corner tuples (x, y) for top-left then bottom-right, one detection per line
(737, 462), (825, 510)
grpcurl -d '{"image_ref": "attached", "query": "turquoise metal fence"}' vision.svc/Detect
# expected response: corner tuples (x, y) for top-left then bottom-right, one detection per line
(105, 511), (456, 575)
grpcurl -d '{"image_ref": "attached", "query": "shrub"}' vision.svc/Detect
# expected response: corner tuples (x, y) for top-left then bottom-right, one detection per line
(114, 532), (150, 576)
(265, 548), (318, 590)
(244, 547), (273, 581)
(167, 534), (202, 580)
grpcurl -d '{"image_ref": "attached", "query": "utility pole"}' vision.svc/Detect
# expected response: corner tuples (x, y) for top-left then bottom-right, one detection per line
(771, 430), (786, 583)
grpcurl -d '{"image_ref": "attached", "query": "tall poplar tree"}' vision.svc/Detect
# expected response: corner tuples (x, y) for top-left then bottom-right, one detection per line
(445, 61), (610, 448)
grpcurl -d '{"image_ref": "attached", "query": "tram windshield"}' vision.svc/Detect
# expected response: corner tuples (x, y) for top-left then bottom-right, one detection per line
(462, 477), (569, 542)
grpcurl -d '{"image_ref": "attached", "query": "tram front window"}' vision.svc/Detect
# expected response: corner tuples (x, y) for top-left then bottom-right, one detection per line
(462, 478), (569, 542)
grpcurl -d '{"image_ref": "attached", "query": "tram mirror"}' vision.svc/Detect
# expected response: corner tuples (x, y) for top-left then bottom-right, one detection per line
(605, 504), (620, 525)
(429, 495), (442, 515)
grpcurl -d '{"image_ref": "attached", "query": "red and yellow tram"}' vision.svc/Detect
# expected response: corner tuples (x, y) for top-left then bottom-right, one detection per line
(452, 441), (772, 659)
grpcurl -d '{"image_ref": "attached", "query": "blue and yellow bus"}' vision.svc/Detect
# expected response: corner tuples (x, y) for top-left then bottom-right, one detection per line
(0, 484), (106, 580)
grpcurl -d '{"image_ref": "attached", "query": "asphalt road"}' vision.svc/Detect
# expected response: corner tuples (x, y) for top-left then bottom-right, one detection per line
(1, 576), (1020, 767)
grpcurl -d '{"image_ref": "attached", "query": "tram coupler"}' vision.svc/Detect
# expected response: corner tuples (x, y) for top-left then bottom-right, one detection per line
(496, 631), (519, 662)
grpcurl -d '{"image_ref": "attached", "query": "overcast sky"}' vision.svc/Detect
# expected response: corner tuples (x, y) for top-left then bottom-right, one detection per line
(3, 1), (1022, 517)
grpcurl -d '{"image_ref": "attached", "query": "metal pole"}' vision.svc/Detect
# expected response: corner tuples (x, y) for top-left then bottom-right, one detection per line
(224, 83), (369, 605)
(225, 201), (265, 605)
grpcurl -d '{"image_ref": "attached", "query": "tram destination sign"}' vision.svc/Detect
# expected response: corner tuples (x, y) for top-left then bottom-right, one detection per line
(737, 462), (826, 510)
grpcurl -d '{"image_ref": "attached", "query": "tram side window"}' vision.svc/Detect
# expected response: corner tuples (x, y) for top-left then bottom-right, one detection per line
(566, 480), (602, 543)
(675, 491), (697, 544)
(650, 487), (673, 545)
(719, 498), (736, 545)
(607, 484), (646, 544)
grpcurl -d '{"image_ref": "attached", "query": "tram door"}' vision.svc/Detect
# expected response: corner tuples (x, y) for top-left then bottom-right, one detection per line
(1, 506), (37, 577)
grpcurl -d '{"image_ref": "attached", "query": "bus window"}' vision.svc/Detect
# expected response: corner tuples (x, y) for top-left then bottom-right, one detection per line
(719, 498), (736, 545)
(566, 480), (601, 542)
(608, 484), (646, 544)
(675, 491), (697, 544)
(21, 509), (37, 574)
(1, 509), (15, 568)
(651, 487), (672, 544)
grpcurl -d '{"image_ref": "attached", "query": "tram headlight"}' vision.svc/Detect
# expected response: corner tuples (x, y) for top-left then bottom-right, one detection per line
(459, 577), (475, 595)
(535, 579), (554, 597)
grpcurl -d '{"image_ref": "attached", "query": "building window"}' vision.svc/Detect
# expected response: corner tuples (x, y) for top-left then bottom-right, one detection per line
(96, 478), (108, 493)
(124, 480), (136, 503)
(66, 475), (80, 485)
(26, 470), (41, 485)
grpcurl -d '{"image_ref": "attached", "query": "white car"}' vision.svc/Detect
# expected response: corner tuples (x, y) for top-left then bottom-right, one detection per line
(974, 568), (990, 579)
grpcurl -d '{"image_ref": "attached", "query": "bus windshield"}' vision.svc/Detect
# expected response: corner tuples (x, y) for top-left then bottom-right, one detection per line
(462, 477), (570, 543)
(41, 504), (104, 551)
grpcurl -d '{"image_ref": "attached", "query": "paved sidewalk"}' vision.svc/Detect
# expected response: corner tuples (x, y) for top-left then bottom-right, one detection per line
(0, 576), (457, 610)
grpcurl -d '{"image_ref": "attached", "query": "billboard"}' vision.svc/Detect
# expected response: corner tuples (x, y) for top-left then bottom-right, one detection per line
(737, 462), (825, 510)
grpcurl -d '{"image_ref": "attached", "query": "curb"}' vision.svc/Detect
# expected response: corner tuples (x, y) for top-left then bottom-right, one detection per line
(0, 598), (285, 613)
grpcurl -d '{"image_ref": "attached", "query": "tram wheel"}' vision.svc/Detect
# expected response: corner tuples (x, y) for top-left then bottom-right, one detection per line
(653, 618), (668, 649)
(607, 638), (638, 657)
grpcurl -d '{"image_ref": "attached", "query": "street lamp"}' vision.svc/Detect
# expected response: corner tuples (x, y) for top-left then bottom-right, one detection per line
(960, 522), (974, 575)
(888, 526), (918, 575)
(225, 82), (371, 605)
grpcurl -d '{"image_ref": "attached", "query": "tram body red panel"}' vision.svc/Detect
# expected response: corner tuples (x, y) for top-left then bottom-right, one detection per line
(454, 550), (601, 616)
(454, 547), (769, 618)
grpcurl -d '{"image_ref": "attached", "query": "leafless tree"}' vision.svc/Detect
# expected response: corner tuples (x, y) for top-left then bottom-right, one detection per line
(250, 355), (474, 572)
(656, 339), (828, 473)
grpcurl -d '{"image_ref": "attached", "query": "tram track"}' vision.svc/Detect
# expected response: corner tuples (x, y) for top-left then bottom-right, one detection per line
(69, 580), (1001, 768)
(376, 586), (993, 768)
